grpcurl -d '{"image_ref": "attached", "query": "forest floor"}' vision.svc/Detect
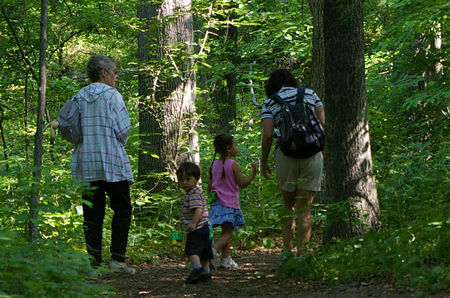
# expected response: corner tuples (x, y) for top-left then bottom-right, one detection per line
(94, 248), (443, 297)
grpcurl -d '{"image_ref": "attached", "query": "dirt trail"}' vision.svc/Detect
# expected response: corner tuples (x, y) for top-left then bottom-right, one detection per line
(98, 249), (426, 297)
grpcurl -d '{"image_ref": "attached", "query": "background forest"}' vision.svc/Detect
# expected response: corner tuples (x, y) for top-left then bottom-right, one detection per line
(0, 0), (448, 296)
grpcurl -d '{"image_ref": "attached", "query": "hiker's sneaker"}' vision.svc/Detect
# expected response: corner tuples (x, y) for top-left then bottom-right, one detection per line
(108, 260), (136, 275)
(220, 257), (238, 269)
(186, 268), (205, 284)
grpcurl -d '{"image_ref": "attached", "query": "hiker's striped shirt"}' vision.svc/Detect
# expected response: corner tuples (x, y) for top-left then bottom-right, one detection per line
(261, 86), (323, 122)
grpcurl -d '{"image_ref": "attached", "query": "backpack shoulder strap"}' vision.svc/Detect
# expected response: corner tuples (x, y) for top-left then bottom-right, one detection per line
(270, 93), (285, 105)
(295, 87), (307, 120)
(295, 87), (306, 103)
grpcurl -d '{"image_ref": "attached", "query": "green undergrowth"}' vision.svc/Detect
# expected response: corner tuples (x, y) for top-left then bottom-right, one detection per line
(0, 230), (111, 297)
(278, 215), (450, 295)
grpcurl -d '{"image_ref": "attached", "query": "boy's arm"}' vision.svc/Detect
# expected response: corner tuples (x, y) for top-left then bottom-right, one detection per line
(186, 207), (202, 232)
(232, 161), (257, 189)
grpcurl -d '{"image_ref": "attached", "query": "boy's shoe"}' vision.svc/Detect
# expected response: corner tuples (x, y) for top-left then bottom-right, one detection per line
(200, 271), (212, 282)
(186, 268), (205, 284)
(108, 260), (136, 275)
(220, 257), (238, 269)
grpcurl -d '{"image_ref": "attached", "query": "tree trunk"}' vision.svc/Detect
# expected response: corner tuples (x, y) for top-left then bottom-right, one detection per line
(137, 2), (165, 191)
(308, 0), (326, 205)
(30, 0), (47, 243)
(138, 0), (198, 190)
(308, 0), (325, 100)
(24, 72), (30, 159)
(323, 0), (381, 241)
(211, 23), (238, 134)
(0, 105), (8, 171)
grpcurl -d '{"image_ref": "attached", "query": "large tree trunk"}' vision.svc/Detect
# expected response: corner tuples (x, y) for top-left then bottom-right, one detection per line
(308, 0), (326, 205)
(323, 0), (381, 241)
(137, 2), (165, 191)
(308, 0), (324, 100)
(138, 0), (198, 190)
(30, 0), (47, 243)
(211, 23), (238, 134)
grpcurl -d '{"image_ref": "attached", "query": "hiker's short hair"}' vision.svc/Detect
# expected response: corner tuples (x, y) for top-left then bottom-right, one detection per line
(87, 54), (116, 82)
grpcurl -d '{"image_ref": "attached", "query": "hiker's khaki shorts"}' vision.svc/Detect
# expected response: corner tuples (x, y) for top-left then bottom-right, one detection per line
(274, 147), (323, 192)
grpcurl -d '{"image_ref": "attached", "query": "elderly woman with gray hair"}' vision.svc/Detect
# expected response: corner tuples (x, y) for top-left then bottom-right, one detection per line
(60, 54), (135, 274)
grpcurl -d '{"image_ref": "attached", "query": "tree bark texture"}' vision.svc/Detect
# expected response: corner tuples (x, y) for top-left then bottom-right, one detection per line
(308, 0), (326, 205)
(138, 0), (198, 190)
(323, 0), (381, 241)
(308, 0), (325, 100)
(211, 22), (238, 135)
(30, 0), (47, 243)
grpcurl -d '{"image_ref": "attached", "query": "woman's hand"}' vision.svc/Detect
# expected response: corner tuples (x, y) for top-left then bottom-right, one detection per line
(261, 162), (272, 179)
(250, 162), (257, 174)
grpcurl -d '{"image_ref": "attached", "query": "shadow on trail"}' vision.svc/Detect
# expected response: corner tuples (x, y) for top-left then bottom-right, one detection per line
(98, 249), (419, 297)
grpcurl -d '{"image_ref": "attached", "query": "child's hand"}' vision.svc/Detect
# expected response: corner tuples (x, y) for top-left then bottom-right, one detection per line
(186, 222), (196, 232)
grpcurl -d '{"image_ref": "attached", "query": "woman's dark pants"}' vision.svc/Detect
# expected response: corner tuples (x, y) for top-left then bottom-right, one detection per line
(82, 180), (132, 266)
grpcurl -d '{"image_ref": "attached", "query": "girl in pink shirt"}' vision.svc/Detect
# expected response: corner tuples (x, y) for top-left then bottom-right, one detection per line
(208, 134), (257, 268)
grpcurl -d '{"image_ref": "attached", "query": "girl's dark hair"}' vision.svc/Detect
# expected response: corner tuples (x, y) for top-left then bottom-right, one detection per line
(209, 134), (234, 180)
(176, 162), (201, 179)
(265, 69), (298, 97)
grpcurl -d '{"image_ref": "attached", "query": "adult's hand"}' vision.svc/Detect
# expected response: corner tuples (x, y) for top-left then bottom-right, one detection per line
(261, 118), (274, 180)
(50, 119), (59, 129)
(261, 162), (272, 179)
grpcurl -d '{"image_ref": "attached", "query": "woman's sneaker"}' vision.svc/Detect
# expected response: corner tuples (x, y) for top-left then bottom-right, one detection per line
(220, 257), (238, 269)
(108, 260), (136, 274)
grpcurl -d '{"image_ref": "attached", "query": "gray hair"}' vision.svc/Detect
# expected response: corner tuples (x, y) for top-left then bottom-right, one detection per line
(86, 55), (116, 82)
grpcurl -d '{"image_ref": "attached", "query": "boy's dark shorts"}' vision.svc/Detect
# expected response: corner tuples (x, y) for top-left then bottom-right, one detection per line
(185, 224), (213, 261)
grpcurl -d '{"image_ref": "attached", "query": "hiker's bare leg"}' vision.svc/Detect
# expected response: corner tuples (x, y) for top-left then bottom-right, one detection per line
(281, 190), (297, 251)
(295, 189), (314, 256)
(213, 222), (234, 258)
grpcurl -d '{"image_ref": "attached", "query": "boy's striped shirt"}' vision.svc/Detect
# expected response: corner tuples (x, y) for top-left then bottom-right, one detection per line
(182, 186), (208, 229)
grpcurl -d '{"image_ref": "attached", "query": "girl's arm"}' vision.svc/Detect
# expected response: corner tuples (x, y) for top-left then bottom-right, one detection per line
(207, 179), (212, 193)
(232, 161), (257, 189)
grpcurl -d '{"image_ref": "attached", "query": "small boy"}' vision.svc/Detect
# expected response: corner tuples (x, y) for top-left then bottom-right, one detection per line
(176, 162), (213, 284)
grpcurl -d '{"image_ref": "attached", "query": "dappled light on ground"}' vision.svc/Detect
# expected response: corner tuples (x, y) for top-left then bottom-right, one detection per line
(97, 249), (429, 297)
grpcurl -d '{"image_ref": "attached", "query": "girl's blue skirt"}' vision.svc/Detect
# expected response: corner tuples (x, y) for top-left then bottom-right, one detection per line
(209, 200), (245, 230)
